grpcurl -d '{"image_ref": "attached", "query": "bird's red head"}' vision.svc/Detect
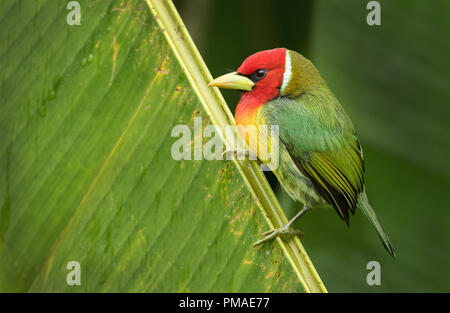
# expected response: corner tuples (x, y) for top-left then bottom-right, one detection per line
(210, 48), (322, 126)
(229, 48), (287, 125)
(209, 48), (322, 126)
(237, 48), (286, 106)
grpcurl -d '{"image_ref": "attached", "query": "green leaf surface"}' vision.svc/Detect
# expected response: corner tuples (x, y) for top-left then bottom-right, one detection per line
(0, 0), (306, 292)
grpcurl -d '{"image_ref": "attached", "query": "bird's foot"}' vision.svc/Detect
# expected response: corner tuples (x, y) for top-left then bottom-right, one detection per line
(253, 205), (309, 247)
(222, 149), (259, 162)
(253, 225), (303, 247)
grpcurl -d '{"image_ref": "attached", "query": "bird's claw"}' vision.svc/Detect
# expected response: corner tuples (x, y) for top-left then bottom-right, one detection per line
(253, 225), (303, 247)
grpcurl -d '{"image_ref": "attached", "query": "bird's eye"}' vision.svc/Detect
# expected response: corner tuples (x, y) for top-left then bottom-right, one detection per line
(256, 69), (266, 78)
(250, 69), (267, 82)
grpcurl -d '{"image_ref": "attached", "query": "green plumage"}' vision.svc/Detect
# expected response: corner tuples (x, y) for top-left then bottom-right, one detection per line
(210, 48), (395, 256)
(258, 51), (395, 256)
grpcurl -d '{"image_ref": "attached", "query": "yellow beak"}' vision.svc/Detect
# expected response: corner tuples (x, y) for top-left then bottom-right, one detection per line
(208, 72), (254, 91)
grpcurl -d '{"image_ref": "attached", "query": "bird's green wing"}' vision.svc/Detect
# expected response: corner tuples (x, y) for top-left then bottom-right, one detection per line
(269, 96), (365, 225)
(293, 143), (364, 224)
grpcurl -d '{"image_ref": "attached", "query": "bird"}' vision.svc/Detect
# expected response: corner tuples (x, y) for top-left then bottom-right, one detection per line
(209, 48), (395, 257)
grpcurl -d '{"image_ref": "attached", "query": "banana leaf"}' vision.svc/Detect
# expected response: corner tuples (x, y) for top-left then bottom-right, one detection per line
(0, 0), (325, 292)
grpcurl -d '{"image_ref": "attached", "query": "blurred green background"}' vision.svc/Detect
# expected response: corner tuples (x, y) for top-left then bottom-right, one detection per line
(176, 0), (450, 292)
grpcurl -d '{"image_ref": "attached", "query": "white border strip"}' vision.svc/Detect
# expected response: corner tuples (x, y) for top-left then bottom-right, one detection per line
(280, 50), (291, 93)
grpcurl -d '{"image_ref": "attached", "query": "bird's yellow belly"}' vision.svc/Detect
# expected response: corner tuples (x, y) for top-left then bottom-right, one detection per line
(237, 109), (325, 207)
(275, 146), (325, 207)
(236, 106), (273, 164)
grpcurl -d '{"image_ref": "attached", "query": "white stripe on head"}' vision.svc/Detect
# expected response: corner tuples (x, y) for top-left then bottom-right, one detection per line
(280, 50), (292, 94)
